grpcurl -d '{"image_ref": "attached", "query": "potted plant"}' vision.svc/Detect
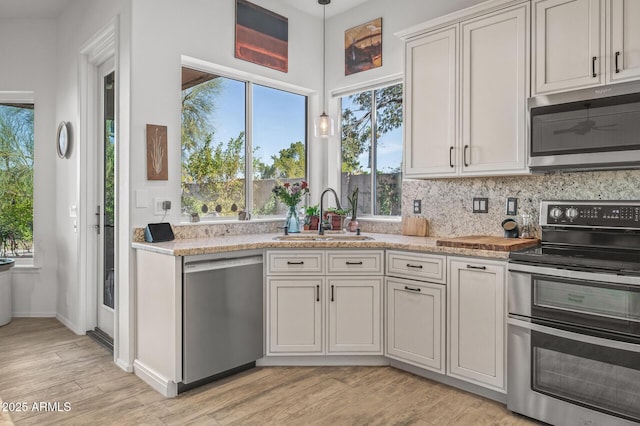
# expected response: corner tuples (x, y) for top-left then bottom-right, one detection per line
(346, 186), (359, 232)
(304, 205), (320, 230)
(324, 207), (349, 231)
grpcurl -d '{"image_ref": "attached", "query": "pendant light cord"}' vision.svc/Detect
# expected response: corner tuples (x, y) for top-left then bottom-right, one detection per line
(322, 2), (326, 114)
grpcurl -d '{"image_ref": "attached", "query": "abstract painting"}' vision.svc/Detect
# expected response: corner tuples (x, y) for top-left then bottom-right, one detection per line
(235, 0), (288, 73)
(345, 17), (382, 76)
(146, 124), (168, 181)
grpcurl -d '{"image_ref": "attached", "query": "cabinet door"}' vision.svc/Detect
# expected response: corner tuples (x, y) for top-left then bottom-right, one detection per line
(533, 0), (603, 94)
(386, 277), (445, 373)
(268, 277), (323, 354)
(448, 258), (506, 392)
(404, 26), (458, 178)
(327, 277), (382, 354)
(460, 3), (529, 175)
(608, 0), (640, 83)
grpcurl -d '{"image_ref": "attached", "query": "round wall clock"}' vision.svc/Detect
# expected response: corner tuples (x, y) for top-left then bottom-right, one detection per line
(57, 121), (70, 158)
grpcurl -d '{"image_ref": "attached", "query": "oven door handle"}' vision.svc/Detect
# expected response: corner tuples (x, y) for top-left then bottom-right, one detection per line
(508, 317), (640, 353)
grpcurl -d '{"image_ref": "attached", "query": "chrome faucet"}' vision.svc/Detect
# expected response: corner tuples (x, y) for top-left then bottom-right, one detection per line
(319, 188), (343, 235)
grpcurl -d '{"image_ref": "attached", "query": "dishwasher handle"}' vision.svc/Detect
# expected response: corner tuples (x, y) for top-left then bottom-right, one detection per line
(184, 255), (263, 274)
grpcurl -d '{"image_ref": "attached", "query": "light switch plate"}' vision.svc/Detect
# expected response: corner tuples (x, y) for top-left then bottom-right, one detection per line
(506, 197), (518, 215)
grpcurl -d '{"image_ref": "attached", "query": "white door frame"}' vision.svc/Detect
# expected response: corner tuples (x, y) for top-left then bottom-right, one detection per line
(79, 18), (122, 363)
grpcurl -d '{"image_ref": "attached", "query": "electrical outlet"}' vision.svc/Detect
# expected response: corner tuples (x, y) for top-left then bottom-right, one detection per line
(413, 199), (422, 214)
(154, 198), (171, 215)
(506, 197), (518, 215)
(473, 197), (489, 213)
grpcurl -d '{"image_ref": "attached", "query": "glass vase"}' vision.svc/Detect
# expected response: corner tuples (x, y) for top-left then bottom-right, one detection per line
(286, 205), (301, 233)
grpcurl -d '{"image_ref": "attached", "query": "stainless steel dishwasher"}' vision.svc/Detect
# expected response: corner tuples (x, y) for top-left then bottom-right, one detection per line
(180, 250), (264, 390)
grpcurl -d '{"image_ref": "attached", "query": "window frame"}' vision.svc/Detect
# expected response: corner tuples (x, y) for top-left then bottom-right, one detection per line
(0, 91), (35, 265)
(180, 56), (311, 222)
(335, 77), (403, 219)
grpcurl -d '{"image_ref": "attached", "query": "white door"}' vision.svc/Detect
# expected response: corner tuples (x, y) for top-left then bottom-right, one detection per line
(97, 59), (115, 338)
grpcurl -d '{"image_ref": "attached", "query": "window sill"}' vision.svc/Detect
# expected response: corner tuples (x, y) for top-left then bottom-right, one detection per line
(178, 217), (284, 226)
(357, 216), (401, 223)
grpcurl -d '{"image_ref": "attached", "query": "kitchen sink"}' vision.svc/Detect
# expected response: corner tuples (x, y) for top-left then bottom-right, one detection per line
(273, 234), (374, 242)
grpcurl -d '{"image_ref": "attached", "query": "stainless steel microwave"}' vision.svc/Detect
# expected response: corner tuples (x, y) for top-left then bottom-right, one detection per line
(529, 80), (640, 172)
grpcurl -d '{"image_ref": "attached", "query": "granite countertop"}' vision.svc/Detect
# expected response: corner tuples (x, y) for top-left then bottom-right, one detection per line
(132, 232), (513, 260)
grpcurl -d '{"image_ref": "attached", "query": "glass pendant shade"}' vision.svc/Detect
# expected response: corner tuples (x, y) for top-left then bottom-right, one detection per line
(314, 112), (334, 138)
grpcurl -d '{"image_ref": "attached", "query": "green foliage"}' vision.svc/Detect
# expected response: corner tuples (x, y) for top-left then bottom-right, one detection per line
(181, 78), (222, 157)
(347, 187), (359, 220)
(272, 181), (309, 207)
(0, 104), (34, 257)
(256, 141), (305, 179)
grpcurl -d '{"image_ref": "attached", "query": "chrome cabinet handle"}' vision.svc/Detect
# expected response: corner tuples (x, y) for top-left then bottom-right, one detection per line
(592, 56), (597, 78)
(449, 146), (454, 168)
(463, 145), (469, 167)
(406, 263), (423, 269)
(467, 264), (486, 270)
(316, 284), (320, 302)
(331, 285), (335, 302)
(404, 286), (421, 292)
(345, 261), (363, 265)
(287, 261), (304, 265)
(615, 51), (621, 73)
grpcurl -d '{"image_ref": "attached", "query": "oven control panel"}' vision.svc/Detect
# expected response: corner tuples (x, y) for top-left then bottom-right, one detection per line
(541, 201), (640, 228)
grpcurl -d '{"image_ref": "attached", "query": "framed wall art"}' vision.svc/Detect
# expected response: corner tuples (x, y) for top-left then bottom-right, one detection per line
(235, 0), (289, 73)
(345, 17), (382, 76)
(146, 124), (168, 181)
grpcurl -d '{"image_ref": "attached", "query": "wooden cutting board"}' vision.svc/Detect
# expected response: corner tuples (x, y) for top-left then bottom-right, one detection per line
(436, 235), (540, 251)
(401, 217), (429, 237)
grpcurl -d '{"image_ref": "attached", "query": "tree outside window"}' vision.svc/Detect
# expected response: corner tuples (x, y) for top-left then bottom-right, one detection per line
(341, 83), (403, 216)
(0, 103), (34, 258)
(181, 68), (307, 220)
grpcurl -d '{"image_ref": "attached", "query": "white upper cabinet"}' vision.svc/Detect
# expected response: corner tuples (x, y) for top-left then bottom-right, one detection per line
(608, 0), (640, 83)
(460, 4), (529, 175)
(404, 26), (458, 178)
(402, 1), (530, 179)
(533, 0), (640, 94)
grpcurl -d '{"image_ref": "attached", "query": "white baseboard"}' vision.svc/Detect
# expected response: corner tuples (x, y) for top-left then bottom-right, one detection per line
(257, 355), (389, 367)
(133, 360), (177, 397)
(116, 358), (133, 373)
(55, 313), (84, 335)
(12, 312), (56, 318)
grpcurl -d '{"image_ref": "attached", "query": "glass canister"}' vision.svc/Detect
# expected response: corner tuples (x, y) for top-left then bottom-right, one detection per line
(520, 213), (532, 238)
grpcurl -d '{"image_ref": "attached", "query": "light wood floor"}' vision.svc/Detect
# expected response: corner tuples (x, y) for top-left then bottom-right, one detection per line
(0, 318), (539, 425)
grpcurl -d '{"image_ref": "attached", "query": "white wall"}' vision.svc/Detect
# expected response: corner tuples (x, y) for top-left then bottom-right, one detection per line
(0, 18), (58, 317)
(129, 0), (324, 226)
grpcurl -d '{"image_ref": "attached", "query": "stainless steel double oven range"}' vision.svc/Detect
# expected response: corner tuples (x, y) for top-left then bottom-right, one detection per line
(508, 200), (640, 425)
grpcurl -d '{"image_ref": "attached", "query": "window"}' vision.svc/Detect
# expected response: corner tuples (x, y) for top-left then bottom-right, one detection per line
(340, 83), (402, 216)
(181, 67), (307, 220)
(0, 101), (34, 260)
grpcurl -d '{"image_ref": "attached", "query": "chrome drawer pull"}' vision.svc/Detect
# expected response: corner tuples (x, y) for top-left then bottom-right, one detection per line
(404, 286), (421, 292)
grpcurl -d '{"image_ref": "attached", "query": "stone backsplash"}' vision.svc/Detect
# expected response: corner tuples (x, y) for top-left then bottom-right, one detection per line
(402, 170), (640, 238)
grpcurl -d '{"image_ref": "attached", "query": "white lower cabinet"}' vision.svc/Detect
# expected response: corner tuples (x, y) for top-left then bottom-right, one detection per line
(268, 276), (323, 354)
(327, 277), (382, 354)
(386, 276), (445, 373)
(447, 257), (506, 392)
(266, 250), (383, 356)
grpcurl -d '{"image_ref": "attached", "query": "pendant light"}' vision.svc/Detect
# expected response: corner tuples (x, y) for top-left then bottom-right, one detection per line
(314, 0), (334, 138)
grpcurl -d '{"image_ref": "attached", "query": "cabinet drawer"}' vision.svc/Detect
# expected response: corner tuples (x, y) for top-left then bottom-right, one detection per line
(266, 250), (324, 275)
(326, 250), (384, 275)
(386, 251), (445, 283)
